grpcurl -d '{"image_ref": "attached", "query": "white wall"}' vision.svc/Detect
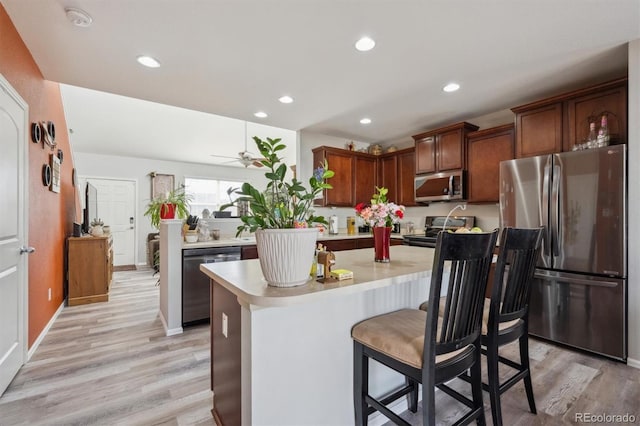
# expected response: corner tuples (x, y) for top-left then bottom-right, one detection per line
(74, 152), (269, 264)
(627, 39), (639, 367)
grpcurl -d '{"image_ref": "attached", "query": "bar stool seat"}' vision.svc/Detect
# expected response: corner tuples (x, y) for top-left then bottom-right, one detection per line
(352, 309), (469, 369)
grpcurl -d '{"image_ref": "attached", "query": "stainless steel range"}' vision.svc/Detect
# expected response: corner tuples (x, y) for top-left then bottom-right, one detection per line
(403, 216), (475, 247)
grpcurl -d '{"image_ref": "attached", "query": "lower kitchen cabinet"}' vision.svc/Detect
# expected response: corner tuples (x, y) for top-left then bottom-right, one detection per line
(466, 124), (514, 203)
(241, 245), (258, 259)
(322, 237), (403, 252)
(67, 236), (113, 306)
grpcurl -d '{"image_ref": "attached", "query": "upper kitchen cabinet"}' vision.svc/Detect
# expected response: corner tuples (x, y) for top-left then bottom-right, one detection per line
(512, 102), (563, 158)
(312, 146), (377, 207)
(313, 147), (354, 206)
(378, 153), (398, 202)
(353, 155), (377, 205)
(396, 148), (417, 206)
(566, 81), (627, 151)
(413, 122), (479, 174)
(378, 148), (416, 206)
(467, 124), (515, 203)
(512, 77), (627, 158)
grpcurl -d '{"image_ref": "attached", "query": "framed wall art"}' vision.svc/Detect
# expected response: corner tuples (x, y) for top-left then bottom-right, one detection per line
(151, 173), (174, 199)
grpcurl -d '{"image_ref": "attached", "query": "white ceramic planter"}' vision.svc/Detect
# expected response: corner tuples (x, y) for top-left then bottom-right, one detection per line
(255, 228), (318, 287)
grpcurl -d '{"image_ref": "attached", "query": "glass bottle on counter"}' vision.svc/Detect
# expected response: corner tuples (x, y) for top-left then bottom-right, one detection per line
(597, 114), (610, 147)
(587, 122), (597, 149)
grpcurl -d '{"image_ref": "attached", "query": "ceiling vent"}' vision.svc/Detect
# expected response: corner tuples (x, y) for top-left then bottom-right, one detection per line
(65, 7), (93, 27)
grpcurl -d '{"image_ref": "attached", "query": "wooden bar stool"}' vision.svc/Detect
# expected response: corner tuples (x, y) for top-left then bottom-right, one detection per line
(480, 227), (543, 426)
(351, 229), (498, 425)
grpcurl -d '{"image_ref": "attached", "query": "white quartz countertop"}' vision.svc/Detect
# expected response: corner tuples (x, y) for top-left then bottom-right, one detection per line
(199, 245), (435, 308)
(182, 231), (406, 249)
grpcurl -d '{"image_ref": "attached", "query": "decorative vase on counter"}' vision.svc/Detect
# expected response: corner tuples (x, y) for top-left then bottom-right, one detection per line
(373, 226), (391, 263)
(255, 228), (318, 287)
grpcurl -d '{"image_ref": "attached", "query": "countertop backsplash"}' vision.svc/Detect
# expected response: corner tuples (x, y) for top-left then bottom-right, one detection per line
(313, 203), (499, 234)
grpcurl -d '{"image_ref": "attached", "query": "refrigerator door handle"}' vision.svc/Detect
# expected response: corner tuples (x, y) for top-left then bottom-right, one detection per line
(551, 163), (561, 257)
(541, 163), (551, 259)
(534, 271), (619, 288)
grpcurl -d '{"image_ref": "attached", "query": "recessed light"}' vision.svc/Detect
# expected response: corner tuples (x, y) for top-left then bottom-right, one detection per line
(355, 37), (376, 52)
(65, 7), (93, 27)
(443, 82), (460, 92)
(360, 118), (372, 125)
(137, 56), (161, 68)
(278, 95), (294, 104)
(254, 111), (268, 118)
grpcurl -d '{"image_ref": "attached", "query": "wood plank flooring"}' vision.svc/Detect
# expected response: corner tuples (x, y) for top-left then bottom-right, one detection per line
(0, 268), (213, 426)
(1, 268), (639, 425)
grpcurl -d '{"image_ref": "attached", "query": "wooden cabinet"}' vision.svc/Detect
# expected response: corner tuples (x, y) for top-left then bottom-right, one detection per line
(313, 146), (377, 207)
(67, 236), (112, 306)
(566, 83), (627, 151)
(413, 122), (479, 174)
(378, 148), (416, 206)
(321, 237), (403, 252)
(241, 245), (258, 260)
(513, 103), (562, 158)
(353, 155), (377, 205)
(467, 124), (515, 203)
(378, 154), (398, 202)
(313, 147), (356, 207)
(396, 148), (416, 206)
(512, 77), (627, 158)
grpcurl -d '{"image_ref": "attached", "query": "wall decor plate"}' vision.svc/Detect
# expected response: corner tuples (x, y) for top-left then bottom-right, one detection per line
(42, 163), (51, 187)
(47, 121), (55, 142)
(31, 122), (41, 143)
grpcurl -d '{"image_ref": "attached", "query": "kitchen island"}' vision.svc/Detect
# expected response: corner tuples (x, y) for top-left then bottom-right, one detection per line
(200, 245), (435, 426)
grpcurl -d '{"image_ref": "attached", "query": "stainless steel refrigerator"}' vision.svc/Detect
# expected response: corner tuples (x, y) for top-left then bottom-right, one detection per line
(499, 144), (627, 360)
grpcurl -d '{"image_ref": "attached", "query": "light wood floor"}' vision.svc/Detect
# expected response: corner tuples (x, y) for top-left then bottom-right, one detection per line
(1, 268), (639, 425)
(0, 268), (213, 426)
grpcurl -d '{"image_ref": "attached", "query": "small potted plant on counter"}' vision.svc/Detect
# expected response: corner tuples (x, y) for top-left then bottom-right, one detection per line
(221, 136), (333, 287)
(144, 185), (193, 228)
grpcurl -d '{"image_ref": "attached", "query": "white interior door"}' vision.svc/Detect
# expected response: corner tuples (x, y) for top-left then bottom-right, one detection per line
(0, 74), (28, 396)
(87, 178), (136, 266)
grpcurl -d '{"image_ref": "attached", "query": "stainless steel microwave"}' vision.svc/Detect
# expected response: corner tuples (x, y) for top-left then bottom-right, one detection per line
(414, 170), (465, 203)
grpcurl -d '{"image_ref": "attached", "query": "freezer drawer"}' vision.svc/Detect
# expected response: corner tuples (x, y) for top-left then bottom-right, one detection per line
(528, 269), (626, 360)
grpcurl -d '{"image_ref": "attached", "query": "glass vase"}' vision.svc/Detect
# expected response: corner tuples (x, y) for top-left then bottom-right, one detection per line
(373, 226), (392, 263)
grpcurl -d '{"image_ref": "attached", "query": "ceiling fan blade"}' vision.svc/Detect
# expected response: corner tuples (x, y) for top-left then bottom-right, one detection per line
(210, 154), (241, 160)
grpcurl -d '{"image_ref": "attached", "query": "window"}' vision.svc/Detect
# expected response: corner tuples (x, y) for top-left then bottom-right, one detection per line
(184, 177), (243, 217)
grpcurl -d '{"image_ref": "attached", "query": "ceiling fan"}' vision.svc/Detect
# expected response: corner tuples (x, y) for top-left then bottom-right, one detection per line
(210, 122), (266, 167)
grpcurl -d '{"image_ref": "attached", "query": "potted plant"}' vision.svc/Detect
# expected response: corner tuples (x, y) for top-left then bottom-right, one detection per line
(144, 185), (193, 228)
(222, 136), (333, 287)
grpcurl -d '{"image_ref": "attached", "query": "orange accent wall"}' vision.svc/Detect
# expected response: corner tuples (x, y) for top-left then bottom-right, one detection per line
(0, 5), (76, 348)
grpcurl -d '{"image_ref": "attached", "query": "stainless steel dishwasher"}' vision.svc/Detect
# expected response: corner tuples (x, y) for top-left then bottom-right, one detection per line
(182, 246), (241, 326)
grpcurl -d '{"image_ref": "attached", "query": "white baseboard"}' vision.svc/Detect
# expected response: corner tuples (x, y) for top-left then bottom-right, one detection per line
(159, 309), (183, 336)
(627, 357), (640, 369)
(28, 300), (65, 361)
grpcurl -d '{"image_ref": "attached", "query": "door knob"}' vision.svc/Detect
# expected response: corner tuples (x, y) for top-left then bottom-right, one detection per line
(20, 246), (35, 254)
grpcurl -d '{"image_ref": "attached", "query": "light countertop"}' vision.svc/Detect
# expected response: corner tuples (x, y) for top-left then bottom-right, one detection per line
(199, 245), (435, 308)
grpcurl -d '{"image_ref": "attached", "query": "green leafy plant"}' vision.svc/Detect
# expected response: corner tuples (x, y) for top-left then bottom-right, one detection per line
(144, 185), (193, 228)
(221, 136), (334, 235)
